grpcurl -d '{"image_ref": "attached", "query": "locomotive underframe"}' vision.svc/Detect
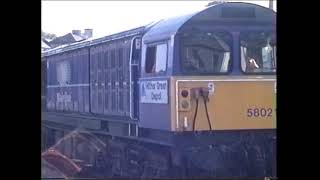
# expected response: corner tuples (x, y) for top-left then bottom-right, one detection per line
(42, 112), (276, 179)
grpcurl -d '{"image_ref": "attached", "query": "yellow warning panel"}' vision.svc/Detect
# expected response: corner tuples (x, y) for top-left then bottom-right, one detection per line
(173, 77), (276, 131)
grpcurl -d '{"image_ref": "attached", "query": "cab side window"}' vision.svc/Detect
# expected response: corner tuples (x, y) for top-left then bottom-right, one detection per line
(145, 43), (167, 74)
(240, 31), (276, 73)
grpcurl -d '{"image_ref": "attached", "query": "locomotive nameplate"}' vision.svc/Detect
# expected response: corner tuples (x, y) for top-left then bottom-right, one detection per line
(140, 80), (168, 104)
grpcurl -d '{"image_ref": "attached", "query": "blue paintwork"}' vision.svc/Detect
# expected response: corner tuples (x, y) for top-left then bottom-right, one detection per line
(42, 26), (146, 57)
(142, 13), (196, 44)
(143, 2), (275, 44)
(45, 2), (276, 130)
(232, 32), (241, 75)
(139, 2), (276, 130)
(43, 3), (277, 178)
(46, 49), (90, 113)
(138, 77), (171, 131)
(142, 2), (276, 44)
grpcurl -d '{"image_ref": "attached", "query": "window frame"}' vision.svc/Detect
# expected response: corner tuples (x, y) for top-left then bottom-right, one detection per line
(239, 30), (276, 75)
(144, 42), (168, 75)
(179, 31), (233, 76)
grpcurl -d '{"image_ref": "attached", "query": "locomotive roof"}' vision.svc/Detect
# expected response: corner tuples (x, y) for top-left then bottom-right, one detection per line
(42, 2), (276, 59)
(42, 25), (148, 58)
(143, 2), (276, 43)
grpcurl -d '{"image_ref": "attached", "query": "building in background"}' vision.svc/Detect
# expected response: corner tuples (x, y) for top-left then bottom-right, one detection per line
(43, 29), (93, 49)
(42, 40), (51, 51)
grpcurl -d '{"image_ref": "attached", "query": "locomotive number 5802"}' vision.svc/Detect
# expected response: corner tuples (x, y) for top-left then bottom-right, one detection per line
(247, 108), (274, 118)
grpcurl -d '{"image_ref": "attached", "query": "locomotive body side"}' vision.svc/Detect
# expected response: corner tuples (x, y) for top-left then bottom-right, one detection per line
(46, 48), (90, 113)
(43, 28), (145, 134)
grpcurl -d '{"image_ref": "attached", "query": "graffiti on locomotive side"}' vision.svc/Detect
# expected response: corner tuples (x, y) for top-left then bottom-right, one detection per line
(56, 92), (72, 103)
(140, 80), (168, 104)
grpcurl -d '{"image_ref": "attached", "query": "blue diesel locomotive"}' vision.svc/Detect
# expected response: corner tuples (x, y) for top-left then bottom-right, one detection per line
(42, 2), (276, 179)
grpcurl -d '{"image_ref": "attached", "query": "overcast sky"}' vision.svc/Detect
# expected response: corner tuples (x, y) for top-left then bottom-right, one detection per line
(42, 1), (276, 38)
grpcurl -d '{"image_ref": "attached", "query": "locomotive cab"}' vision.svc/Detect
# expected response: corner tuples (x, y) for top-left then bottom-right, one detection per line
(42, 2), (277, 178)
(139, 2), (276, 132)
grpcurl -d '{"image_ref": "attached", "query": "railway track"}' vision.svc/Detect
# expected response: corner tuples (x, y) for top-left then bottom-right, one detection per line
(42, 119), (173, 178)
(42, 112), (276, 179)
